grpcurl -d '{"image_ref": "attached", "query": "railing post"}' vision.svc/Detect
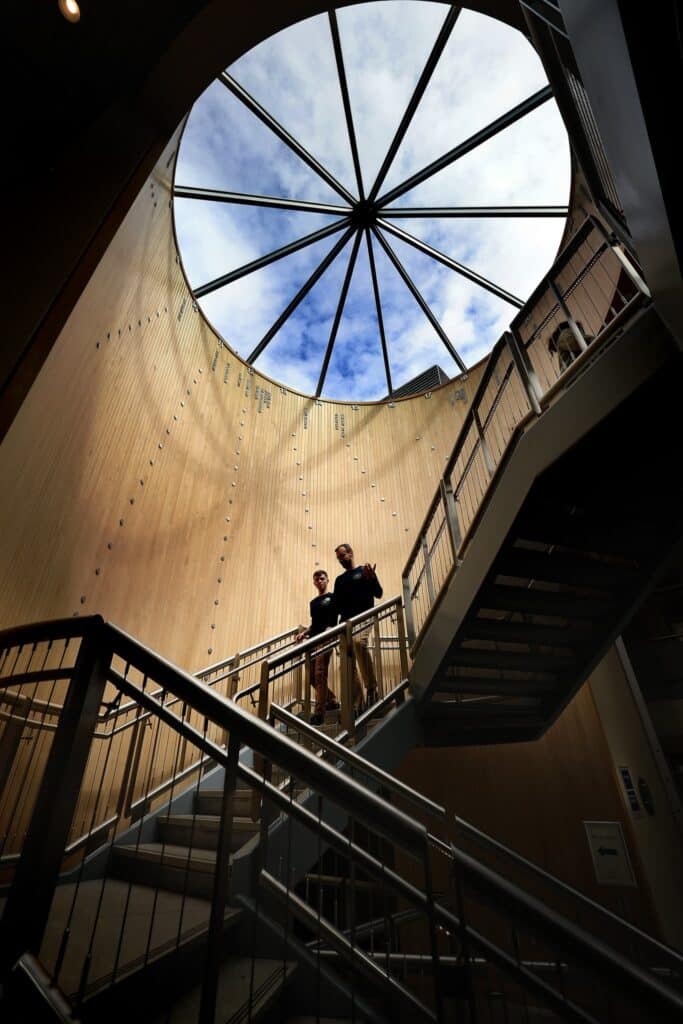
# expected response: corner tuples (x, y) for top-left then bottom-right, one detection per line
(257, 659), (270, 722)
(395, 602), (410, 693)
(339, 623), (355, 737)
(251, 660), (271, 821)
(228, 653), (240, 699)
(303, 649), (312, 721)
(373, 614), (385, 698)
(0, 619), (110, 976)
(589, 215), (651, 297)
(472, 408), (496, 478)
(548, 278), (588, 352)
(440, 477), (462, 560)
(421, 536), (437, 605)
(504, 330), (543, 415)
(199, 732), (240, 1024)
(0, 718), (24, 800)
(293, 658), (303, 710)
(402, 576), (416, 649)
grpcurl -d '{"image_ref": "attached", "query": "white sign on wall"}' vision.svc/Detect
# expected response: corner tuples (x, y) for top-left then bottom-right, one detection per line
(584, 821), (637, 887)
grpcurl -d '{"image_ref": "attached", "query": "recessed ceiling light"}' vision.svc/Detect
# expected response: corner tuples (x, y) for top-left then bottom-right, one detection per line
(59, 0), (81, 23)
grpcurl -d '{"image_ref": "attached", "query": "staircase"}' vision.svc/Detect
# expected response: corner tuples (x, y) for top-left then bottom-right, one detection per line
(417, 340), (683, 745)
(2, 215), (683, 1022)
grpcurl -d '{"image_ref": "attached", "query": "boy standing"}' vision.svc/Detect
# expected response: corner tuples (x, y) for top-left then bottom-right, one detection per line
(296, 569), (339, 724)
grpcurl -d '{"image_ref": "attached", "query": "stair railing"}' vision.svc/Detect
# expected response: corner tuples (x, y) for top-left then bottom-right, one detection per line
(449, 816), (683, 983)
(0, 614), (439, 1023)
(252, 596), (409, 738)
(268, 706), (683, 994)
(402, 214), (651, 649)
(1, 615), (683, 1023)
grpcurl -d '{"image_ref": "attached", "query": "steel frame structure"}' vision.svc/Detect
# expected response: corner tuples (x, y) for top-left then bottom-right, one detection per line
(173, 4), (567, 398)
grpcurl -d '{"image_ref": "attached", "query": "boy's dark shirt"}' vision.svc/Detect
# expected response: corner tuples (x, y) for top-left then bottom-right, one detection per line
(309, 592), (337, 637)
(333, 567), (383, 621)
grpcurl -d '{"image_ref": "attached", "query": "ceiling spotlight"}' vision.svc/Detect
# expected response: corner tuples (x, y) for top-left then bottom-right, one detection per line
(58, 0), (81, 23)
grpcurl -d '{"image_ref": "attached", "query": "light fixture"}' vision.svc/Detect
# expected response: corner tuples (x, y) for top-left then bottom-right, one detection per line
(58, 0), (81, 23)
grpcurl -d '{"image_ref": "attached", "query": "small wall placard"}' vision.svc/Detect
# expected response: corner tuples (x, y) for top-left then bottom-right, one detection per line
(584, 821), (636, 887)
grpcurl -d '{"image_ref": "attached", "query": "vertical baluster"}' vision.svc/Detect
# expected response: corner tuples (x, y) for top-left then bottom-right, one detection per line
(199, 732), (240, 1024)
(373, 614), (385, 701)
(421, 536), (436, 606)
(402, 576), (416, 649)
(339, 624), (355, 737)
(505, 331), (543, 416)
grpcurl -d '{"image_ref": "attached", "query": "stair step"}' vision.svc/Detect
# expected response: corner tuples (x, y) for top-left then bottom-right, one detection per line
(514, 504), (652, 558)
(461, 618), (587, 648)
(423, 699), (543, 719)
(477, 584), (615, 620)
(152, 955), (296, 1024)
(158, 814), (260, 852)
(195, 787), (252, 816)
(112, 843), (221, 898)
(434, 675), (560, 697)
(37, 879), (238, 1001)
(446, 647), (572, 674)
(497, 549), (636, 590)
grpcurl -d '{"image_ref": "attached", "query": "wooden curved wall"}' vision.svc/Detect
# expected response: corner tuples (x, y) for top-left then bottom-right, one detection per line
(0, 133), (482, 671)
(2, 132), (680, 948)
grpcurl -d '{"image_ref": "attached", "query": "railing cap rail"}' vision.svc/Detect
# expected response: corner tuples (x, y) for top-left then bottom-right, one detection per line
(0, 614), (104, 649)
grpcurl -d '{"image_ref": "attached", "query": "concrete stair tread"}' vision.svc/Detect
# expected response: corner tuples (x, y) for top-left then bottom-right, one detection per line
(115, 842), (220, 872)
(152, 955), (296, 1023)
(39, 878), (240, 999)
(163, 814), (259, 831)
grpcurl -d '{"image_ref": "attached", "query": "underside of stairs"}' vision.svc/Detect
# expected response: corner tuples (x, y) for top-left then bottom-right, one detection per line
(415, 322), (683, 745)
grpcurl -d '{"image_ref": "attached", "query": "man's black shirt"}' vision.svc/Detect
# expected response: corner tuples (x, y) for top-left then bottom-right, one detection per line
(309, 592), (337, 637)
(333, 567), (383, 622)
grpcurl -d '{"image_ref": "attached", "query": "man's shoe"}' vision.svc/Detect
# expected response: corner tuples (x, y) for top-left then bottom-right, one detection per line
(310, 712), (324, 726)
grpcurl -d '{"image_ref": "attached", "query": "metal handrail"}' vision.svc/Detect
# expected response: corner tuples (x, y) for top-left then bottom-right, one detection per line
(195, 624), (301, 680)
(451, 816), (683, 971)
(401, 214), (651, 643)
(270, 703), (445, 821)
(104, 621), (426, 856)
(3, 615), (683, 1022)
(263, 596), (404, 671)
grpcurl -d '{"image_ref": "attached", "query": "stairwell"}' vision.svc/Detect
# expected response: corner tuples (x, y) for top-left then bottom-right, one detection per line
(2, 216), (683, 1022)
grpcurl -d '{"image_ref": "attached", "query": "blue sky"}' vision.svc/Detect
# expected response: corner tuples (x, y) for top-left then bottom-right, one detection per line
(174, 2), (570, 401)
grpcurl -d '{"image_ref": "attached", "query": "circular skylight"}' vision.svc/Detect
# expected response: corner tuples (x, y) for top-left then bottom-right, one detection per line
(173, 2), (570, 401)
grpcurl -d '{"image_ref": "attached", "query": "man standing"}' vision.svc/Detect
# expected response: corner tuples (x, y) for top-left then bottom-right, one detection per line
(296, 569), (339, 725)
(333, 543), (383, 709)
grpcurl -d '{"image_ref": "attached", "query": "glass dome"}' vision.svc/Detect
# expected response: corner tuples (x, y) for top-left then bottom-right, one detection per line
(173, 2), (570, 401)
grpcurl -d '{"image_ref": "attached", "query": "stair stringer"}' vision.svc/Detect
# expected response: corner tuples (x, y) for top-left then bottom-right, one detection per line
(409, 305), (674, 701)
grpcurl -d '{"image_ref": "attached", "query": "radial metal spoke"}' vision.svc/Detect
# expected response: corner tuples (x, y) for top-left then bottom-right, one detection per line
(365, 229), (393, 396)
(379, 204), (569, 218)
(372, 227), (466, 373)
(377, 85), (553, 207)
(378, 217), (524, 308)
(328, 10), (365, 200)
(194, 218), (350, 299)
(368, 5), (461, 202)
(174, 186), (351, 215)
(247, 226), (356, 364)
(316, 230), (363, 397)
(219, 71), (357, 205)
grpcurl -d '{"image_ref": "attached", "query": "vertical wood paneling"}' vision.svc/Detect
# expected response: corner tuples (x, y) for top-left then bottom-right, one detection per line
(0, 135), (480, 673)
